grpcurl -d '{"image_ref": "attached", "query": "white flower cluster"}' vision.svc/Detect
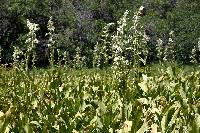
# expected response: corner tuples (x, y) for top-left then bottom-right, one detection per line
(46, 16), (55, 47)
(26, 19), (39, 52)
(12, 46), (23, 63)
(24, 19), (40, 71)
(112, 7), (148, 72)
(27, 19), (39, 32)
(94, 6), (148, 76)
(111, 10), (130, 70)
(116, 10), (129, 35)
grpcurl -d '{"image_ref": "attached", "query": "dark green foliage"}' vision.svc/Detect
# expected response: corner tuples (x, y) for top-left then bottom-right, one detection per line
(1, 0), (200, 65)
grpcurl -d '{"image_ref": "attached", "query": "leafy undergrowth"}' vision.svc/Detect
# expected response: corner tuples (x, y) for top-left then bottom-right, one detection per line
(0, 65), (200, 133)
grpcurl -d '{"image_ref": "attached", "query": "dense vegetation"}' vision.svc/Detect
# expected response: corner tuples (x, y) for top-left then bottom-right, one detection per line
(1, 0), (200, 65)
(0, 0), (200, 132)
(0, 64), (200, 132)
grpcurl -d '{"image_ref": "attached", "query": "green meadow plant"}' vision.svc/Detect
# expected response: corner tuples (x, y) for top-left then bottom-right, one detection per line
(56, 49), (63, 67)
(46, 16), (56, 68)
(73, 47), (86, 69)
(96, 7), (148, 75)
(163, 31), (176, 63)
(62, 51), (69, 68)
(129, 7), (148, 75)
(25, 19), (39, 72)
(190, 38), (200, 63)
(111, 10), (130, 71)
(96, 7), (150, 129)
(191, 44), (197, 64)
(93, 23), (114, 68)
(1, 60), (199, 132)
(157, 31), (176, 65)
(12, 46), (24, 70)
(156, 38), (165, 64)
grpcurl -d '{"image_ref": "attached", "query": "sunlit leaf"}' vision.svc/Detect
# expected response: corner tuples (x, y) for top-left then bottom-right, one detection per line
(136, 118), (149, 133)
(138, 82), (148, 93)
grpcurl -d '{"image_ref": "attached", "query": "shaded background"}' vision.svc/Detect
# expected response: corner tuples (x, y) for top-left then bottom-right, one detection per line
(1, 0), (200, 66)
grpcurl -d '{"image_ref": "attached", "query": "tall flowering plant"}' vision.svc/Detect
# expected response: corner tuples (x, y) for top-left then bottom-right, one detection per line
(190, 38), (200, 63)
(46, 17), (56, 68)
(25, 19), (39, 72)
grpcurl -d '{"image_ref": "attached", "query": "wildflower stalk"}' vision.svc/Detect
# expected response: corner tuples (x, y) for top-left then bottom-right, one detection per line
(156, 38), (164, 65)
(131, 7), (148, 77)
(111, 10), (129, 72)
(191, 45), (197, 64)
(57, 49), (62, 67)
(25, 19), (39, 74)
(163, 31), (176, 63)
(73, 47), (85, 69)
(46, 17), (56, 68)
(190, 38), (200, 63)
(93, 43), (100, 67)
(93, 23), (114, 68)
(111, 13), (131, 122)
(63, 51), (69, 68)
(12, 46), (23, 68)
(110, 7), (147, 123)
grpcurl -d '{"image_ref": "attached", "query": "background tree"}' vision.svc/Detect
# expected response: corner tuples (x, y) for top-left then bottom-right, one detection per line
(1, 0), (200, 66)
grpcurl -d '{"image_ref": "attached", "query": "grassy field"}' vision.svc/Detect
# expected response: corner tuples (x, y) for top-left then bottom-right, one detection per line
(0, 8), (200, 133)
(0, 64), (199, 133)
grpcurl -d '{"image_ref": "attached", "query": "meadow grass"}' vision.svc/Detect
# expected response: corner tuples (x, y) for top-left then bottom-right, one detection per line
(0, 64), (199, 132)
